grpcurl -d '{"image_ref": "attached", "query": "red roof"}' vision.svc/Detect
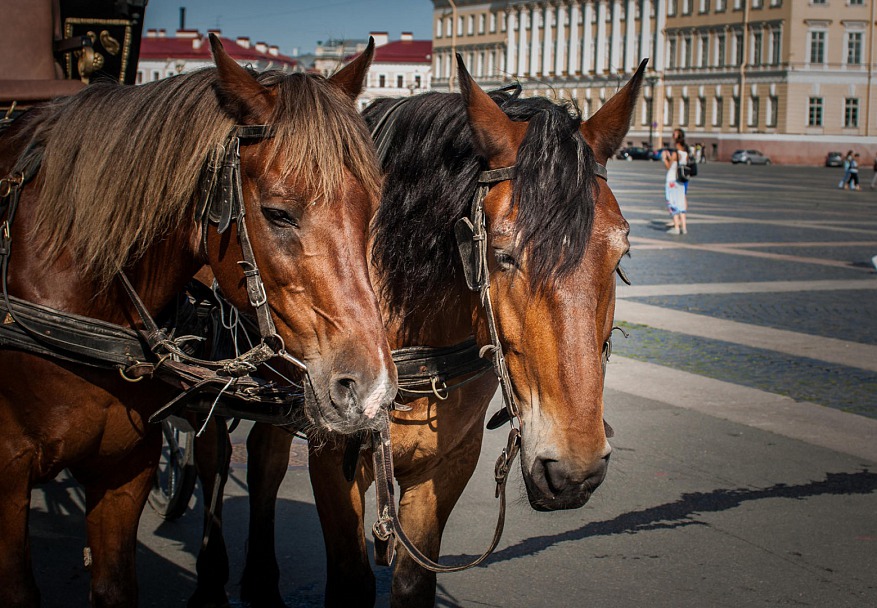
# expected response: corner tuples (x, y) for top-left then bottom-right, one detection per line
(371, 40), (432, 64)
(140, 35), (297, 68)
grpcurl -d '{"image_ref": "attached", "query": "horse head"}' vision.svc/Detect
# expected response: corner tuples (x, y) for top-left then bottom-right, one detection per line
(204, 36), (396, 434)
(458, 58), (645, 510)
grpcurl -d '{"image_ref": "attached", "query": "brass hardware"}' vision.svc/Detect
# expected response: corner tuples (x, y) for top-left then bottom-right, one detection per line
(3, 313), (13, 325)
(100, 30), (120, 55)
(119, 365), (144, 382)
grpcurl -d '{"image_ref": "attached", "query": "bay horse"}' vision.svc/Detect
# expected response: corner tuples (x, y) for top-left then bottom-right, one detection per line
(193, 58), (644, 607)
(0, 36), (396, 607)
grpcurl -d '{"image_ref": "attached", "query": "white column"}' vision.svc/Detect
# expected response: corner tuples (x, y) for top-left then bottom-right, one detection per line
(655, 0), (666, 72)
(625, 0), (636, 72)
(518, 6), (529, 77)
(555, 2), (567, 76)
(641, 0), (652, 63)
(595, 0), (607, 75)
(568, 2), (580, 75)
(543, 4), (554, 78)
(530, 5), (542, 77)
(610, 0), (622, 73)
(582, 1), (594, 74)
(489, 47), (495, 78)
(506, 9), (517, 76)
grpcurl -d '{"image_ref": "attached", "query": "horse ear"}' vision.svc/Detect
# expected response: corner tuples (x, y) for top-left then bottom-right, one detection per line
(457, 54), (521, 168)
(329, 37), (375, 101)
(580, 59), (649, 164)
(210, 33), (273, 123)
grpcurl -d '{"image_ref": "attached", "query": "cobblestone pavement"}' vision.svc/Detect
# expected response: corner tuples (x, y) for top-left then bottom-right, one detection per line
(609, 160), (877, 419)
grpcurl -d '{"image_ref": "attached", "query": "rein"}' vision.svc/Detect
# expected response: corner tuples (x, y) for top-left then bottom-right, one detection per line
(368, 102), (612, 570)
(0, 124), (306, 423)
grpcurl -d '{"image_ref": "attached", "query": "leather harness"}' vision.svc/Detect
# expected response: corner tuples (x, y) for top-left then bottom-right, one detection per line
(0, 123), (307, 421)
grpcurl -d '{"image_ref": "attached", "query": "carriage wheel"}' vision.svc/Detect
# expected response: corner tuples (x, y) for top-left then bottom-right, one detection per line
(148, 420), (197, 520)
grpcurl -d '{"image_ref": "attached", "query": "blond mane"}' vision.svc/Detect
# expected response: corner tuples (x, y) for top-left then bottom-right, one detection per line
(23, 67), (380, 288)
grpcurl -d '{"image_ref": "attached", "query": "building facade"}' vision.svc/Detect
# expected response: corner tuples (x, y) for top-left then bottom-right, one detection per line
(431, 0), (877, 164)
(357, 32), (433, 108)
(137, 28), (299, 83)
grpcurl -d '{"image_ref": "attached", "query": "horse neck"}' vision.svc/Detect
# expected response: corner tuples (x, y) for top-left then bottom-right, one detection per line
(8, 189), (200, 326)
(387, 280), (480, 349)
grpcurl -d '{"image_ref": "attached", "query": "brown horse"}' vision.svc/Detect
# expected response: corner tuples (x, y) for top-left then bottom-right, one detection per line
(193, 59), (645, 607)
(0, 36), (395, 607)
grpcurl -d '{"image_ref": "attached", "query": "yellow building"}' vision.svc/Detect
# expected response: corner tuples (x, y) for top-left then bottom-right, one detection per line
(431, 0), (877, 164)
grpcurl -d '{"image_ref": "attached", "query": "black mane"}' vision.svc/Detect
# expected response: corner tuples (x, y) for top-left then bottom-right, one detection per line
(367, 89), (598, 325)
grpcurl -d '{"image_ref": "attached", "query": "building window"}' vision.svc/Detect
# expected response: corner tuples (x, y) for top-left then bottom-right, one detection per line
(730, 96), (740, 126)
(847, 32), (863, 65)
(396, 75), (404, 88)
(664, 97), (674, 126)
(808, 97), (823, 126)
(752, 0), (763, 8)
(699, 0), (710, 13)
(445, 18), (452, 37)
(478, 14), (485, 34)
(717, 0), (726, 9)
(767, 95), (778, 127)
(378, 74), (386, 88)
(414, 75), (421, 88)
(457, 16), (463, 36)
(136, 70), (143, 84)
(681, 97), (690, 126)
(811, 0), (826, 4)
(152, 70), (160, 81)
(699, 35), (709, 67)
(809, 31), (825, 63)
(490, 13), (497, 33)
(435, 19), (442, 38)
(669, 38), (678, 68)
(683, 36), (692, 67)
(696, 97), (706, 126)
(717, 33), (726, 66)
(770, 0), (782, 6)
(668, 0), (677, 16)
(849, 0), (864, 4)
(735, 31), (744, 65)
(734, 0), (743, 8)
(713, 97), (723, 126)
(770, 30), (782, 64)
(752, 31), (763, 65)
(748, 96), (759, 127)
(466, 15), (474, 35)
(845, 98), (860, 128)
(683, 0), (693, 14)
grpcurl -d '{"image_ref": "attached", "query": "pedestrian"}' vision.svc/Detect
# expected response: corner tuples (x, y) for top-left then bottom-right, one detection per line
(870, 155), (877, 190)
(839, 150), (854, 189)
(849, 153), (861, 191)
(663, 131), (689, 235)
(665, 128), (692, 230)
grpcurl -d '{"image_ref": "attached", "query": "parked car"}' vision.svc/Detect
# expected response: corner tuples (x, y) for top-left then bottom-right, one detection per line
(731, 149), (771, 165)
(616, 146), (652, 160)
(824, 151), (843, 167)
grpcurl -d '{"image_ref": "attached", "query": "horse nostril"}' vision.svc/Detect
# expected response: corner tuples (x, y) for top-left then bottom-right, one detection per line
(329, 374), (360, 413)
(541, 459), (567, 496)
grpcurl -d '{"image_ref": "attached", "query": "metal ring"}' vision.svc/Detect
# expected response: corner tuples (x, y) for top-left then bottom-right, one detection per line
(118, 365), (144, 383)
(430, 376), (449, 401)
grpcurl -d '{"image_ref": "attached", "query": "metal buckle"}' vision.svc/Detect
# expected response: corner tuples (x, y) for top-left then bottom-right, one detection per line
(0, 173), (23, 199)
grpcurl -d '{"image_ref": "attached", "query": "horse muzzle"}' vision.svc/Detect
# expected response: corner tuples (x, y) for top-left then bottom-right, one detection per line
(523, 450), (611, 511)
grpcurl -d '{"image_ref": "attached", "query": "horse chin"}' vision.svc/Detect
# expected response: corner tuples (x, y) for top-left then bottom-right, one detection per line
(521, 461), (608, 512)
(301, 382), (383, 436)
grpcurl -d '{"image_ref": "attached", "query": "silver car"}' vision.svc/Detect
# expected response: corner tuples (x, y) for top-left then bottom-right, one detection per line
(731, 149), (771, 165)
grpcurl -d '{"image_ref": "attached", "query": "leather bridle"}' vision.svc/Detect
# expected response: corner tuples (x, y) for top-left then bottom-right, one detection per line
(370, 154), (615, 572)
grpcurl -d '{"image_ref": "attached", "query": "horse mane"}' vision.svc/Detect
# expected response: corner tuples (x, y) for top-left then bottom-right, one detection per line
(367, 89), (597, 325)
(19, 68), (380, 289)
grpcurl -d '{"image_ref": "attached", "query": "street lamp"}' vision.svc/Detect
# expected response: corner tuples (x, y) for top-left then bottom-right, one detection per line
(645, 74), (659, 151)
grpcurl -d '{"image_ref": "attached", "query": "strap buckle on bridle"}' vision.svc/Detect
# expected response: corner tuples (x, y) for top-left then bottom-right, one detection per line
(0, 172), (23, 199)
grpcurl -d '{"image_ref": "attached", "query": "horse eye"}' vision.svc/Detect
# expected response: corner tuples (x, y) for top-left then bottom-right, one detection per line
(262, 207), (299, 229)
(616, 266), (631, 285)
(494, 250), (517, 271)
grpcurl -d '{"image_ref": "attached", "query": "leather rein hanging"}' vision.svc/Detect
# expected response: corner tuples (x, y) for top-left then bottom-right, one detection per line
(368, 99), (613, 571)
(0, 124), (307, 419)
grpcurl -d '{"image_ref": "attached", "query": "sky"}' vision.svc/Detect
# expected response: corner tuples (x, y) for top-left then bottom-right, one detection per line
(143, 0), (435, 57)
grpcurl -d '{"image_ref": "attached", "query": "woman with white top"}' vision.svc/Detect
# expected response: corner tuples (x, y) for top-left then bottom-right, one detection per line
(662, 133), (689, 235)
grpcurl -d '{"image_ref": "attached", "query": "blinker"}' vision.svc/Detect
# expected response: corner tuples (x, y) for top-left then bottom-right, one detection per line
(454, 217), (482, 292)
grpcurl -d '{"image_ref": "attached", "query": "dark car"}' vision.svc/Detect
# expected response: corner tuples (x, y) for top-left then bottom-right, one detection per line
(731, 149), (771, 165)
(616, 146), (652, 160)
(825, 152), (843, 167)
